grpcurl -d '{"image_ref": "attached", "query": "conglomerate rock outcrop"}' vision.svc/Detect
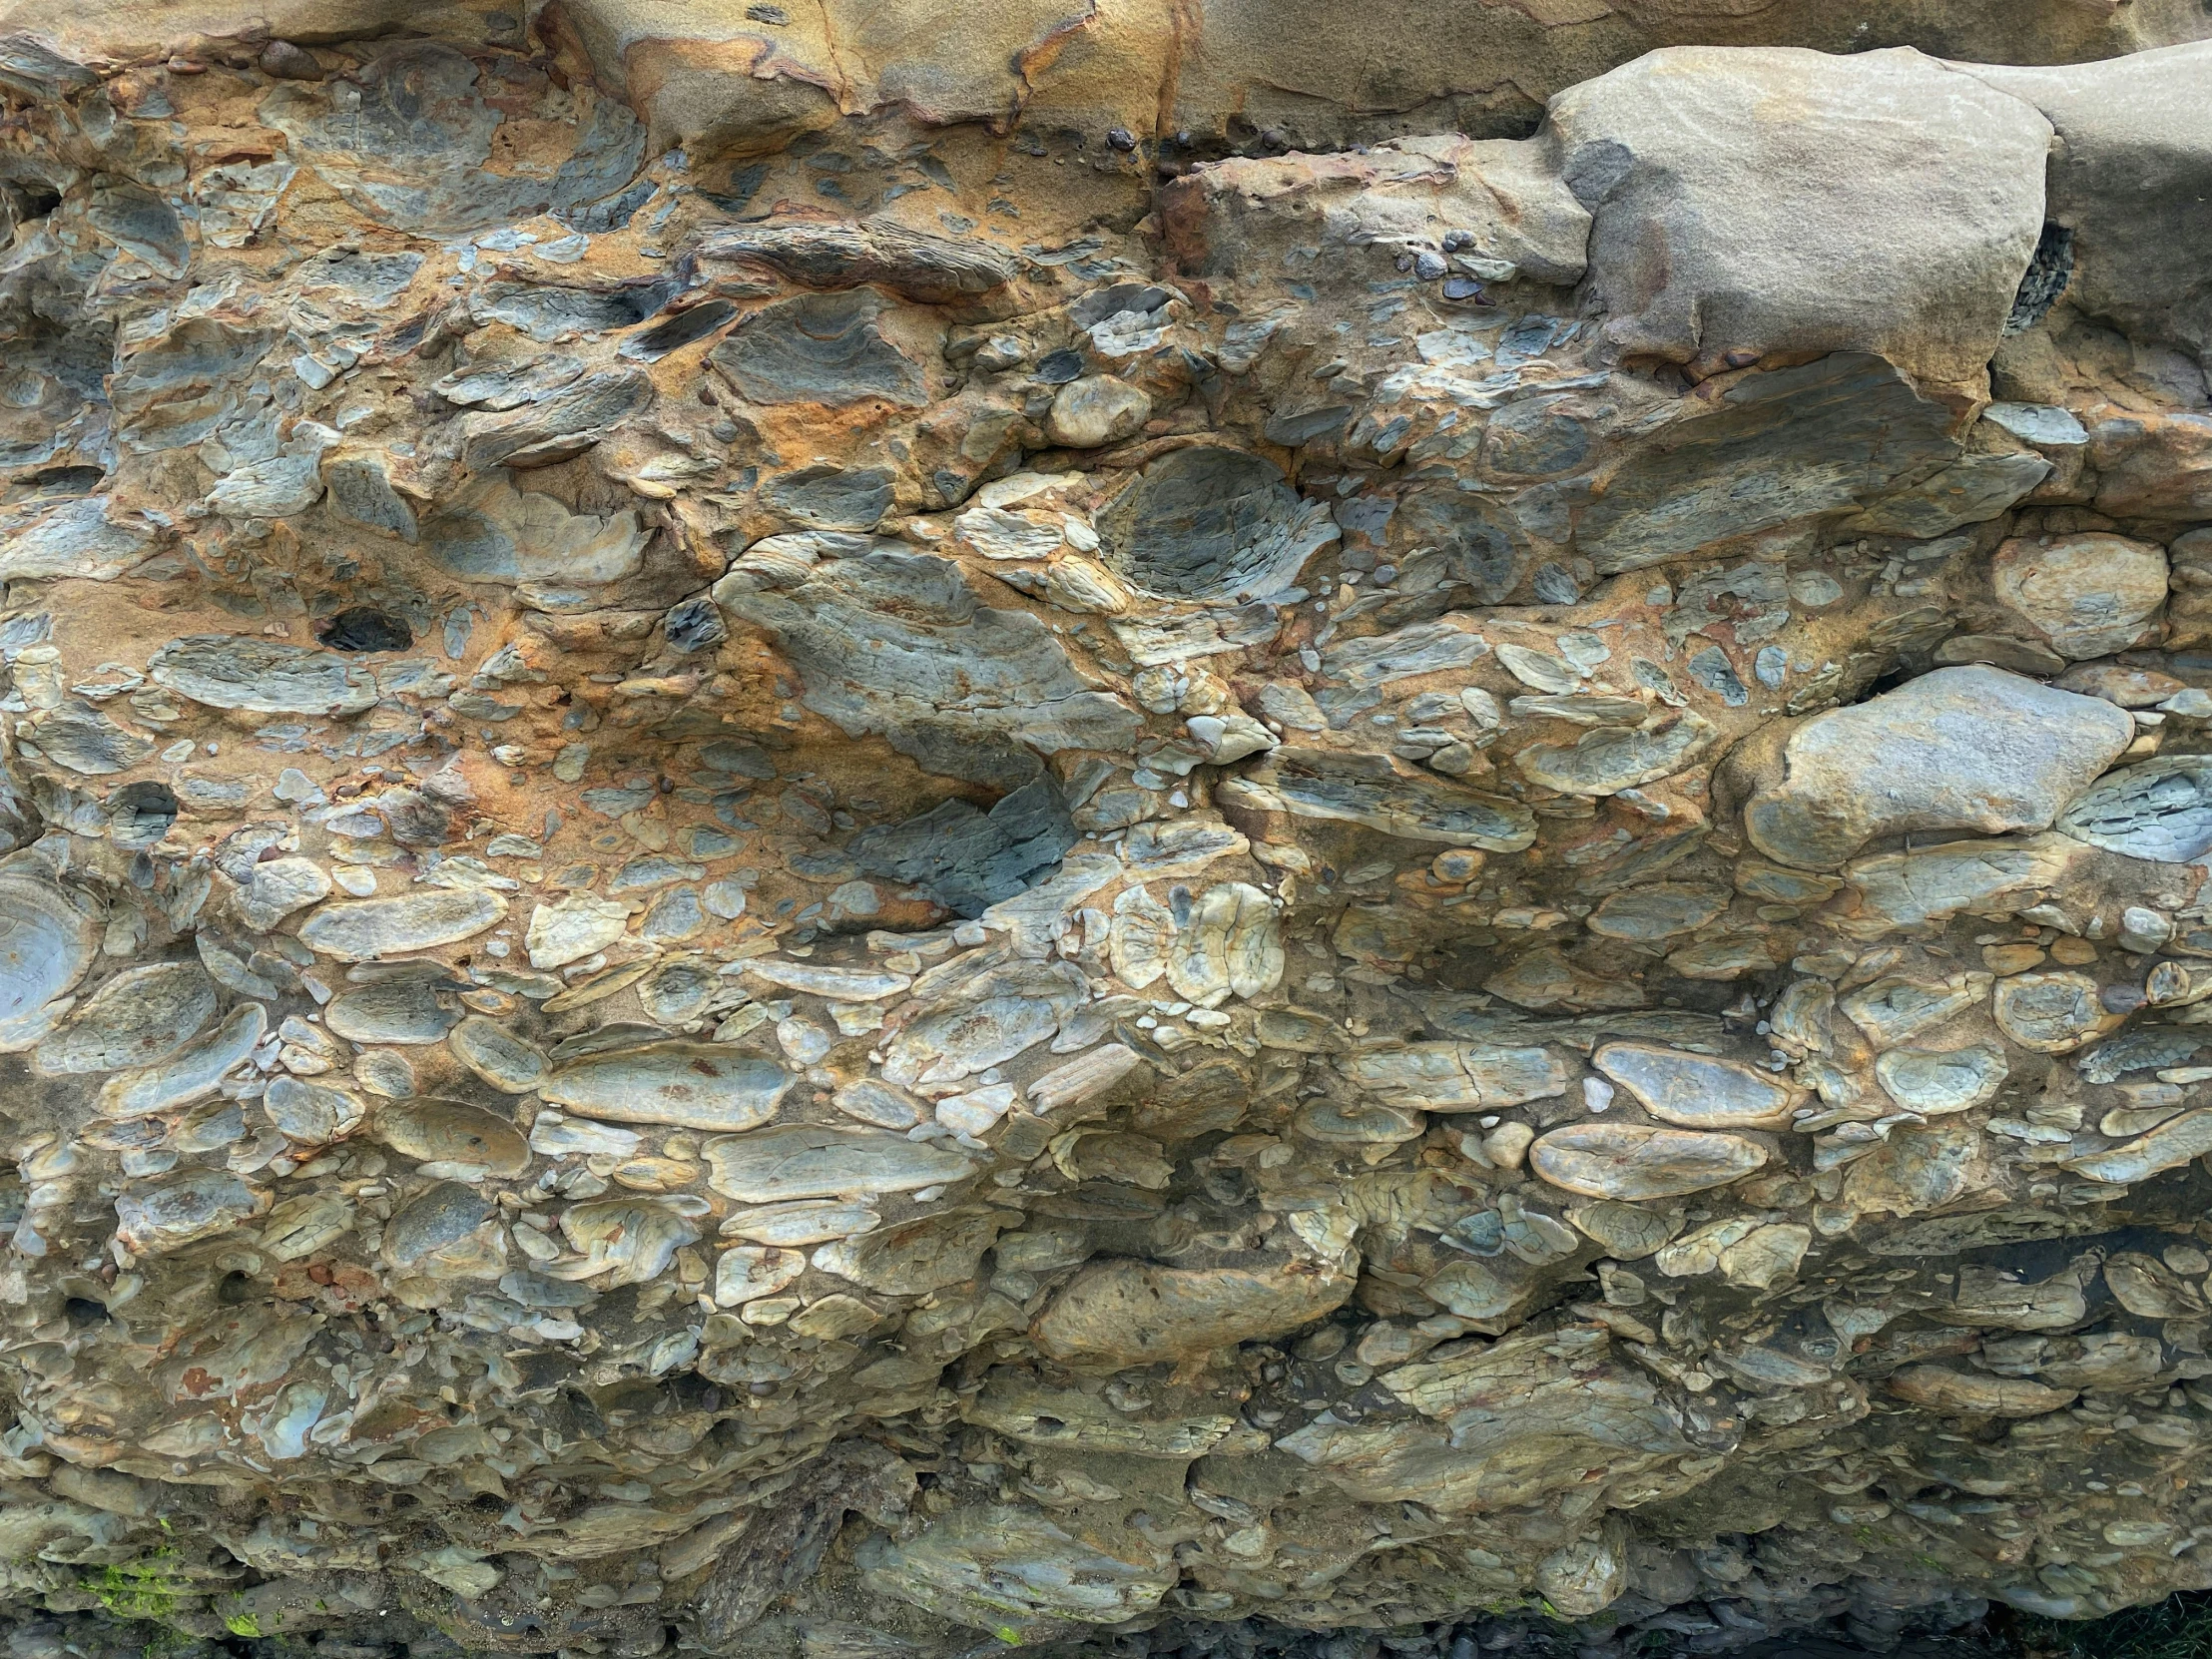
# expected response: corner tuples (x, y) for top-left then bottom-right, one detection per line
(0, 6), (2210, 1659)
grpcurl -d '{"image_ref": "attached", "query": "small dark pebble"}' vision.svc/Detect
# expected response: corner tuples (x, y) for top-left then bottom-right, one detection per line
(1441, 276), (1486, 301)
(1413, 251), (1448, 280)
(259, 39), (322, 79)
(1441, 229), (1469, 252)
(1107, 127), (1138, 152)
(1531, 562), (1581, 606)
(665, 597), (728, 654)
(1035, 347), (1085, 384)
(2101, 983), (2148, 1015)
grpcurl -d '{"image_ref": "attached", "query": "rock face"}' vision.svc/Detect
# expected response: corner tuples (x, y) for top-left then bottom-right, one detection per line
(0, 7), (2210, 1659)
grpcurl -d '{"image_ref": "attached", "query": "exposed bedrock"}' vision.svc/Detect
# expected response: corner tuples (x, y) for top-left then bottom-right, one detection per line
(0, 5), (2208, 1659)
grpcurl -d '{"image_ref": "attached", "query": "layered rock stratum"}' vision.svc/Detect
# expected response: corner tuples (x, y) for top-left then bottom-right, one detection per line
(0, 6), (2211, 1659)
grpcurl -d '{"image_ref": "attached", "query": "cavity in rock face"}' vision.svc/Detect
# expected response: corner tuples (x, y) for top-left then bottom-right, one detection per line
(0, 10), (2208, 1659)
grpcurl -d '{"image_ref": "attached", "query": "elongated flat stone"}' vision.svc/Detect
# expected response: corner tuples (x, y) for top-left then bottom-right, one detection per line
(541, 1045), (794, 1133)
(1529, 1123), (1768, 1199)
(1513, 714), (1718, 797)
(449, 1017), (547, 1093)
(741, 959), (913, 1001)
(372, 1099), (530, 1177)
(1569, 356), (1960, 572)
(148, 636), (379, 716)
(1951, 1263), (2087, 1330)
(714, 1245), (807, 1307)
(1343, 1042), (1569, 1111)
(297, 890), (507, 961)
(858, 1504), (1176, 1636)
(2064, 1108), (2212, 1184)
(1838, 834), (2095, 935)
(34, 962), (215, 1076)
(1566, 1200), (1683, 1260)
(1888, 1365), (2076, 1417)
(21, 700), (155, 776)
(1032, 1257), (1356, 1366)
(710, 290), (925, 407)
(967, 1378), (1235, 1458)
(1587, 884), (1729, 941)
(1222, 748), (1536, 849)
(721, 1201), (881, 1247)
(459, 367), (655, 470)
(704, 1126), (977, 1204)
(2104, 1253), (2208, 1319)
(697, 219), (1016, 304)
(1841, 973), (1992, 1047)
(96, 1003), (267, 1119)
(325, 969), (461, 1045)
(1593, 1043), (1801, 1129)
(0, 496), (153, 582)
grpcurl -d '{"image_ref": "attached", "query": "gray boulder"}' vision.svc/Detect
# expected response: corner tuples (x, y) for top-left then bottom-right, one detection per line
(1961, 41), (2212, 357)
(1547, 45), (2052, 396)
(1745, 665), (2134, 868)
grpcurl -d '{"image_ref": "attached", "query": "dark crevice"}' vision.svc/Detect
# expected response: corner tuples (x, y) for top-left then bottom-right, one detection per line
(316, 605), (415, 653)
(2004, 222), (2074, 335)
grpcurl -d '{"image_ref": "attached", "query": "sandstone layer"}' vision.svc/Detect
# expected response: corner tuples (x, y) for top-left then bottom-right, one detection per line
(0, 6), (2208, 1659)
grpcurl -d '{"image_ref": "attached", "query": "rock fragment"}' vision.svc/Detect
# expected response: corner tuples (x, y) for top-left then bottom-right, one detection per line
(1745, 667), (2133, 869)
(1593, 1043), (1801, 1129)
(1530, 1124), (1769, 1199)
(1990, 533), (2167, 658)
(1032, 1257), (1357, 1367)
(298, 890), (507, 961)
(542, 1045), (794, 1133)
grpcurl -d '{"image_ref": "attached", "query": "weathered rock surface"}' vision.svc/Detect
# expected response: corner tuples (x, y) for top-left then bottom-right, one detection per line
(1548, 46), (2053, 397)
(1990, 531), (2170, 658)
(1962, 42), (2212, 363)
(0, 8), (2207, 1659)
(1743, 665), (2135, 868)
